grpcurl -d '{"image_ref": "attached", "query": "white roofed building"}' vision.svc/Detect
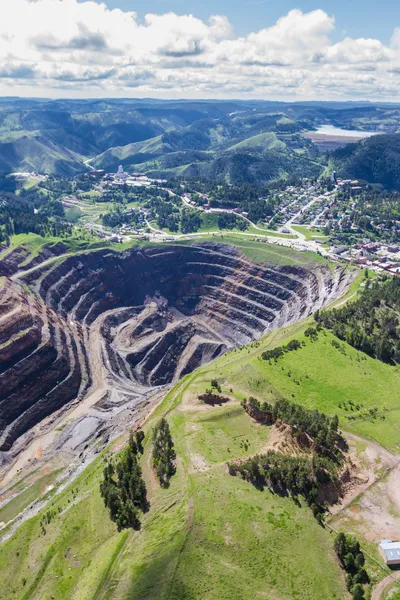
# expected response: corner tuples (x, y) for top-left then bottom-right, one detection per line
(379, 541), (400, 566)
(116, 165), (128, 180)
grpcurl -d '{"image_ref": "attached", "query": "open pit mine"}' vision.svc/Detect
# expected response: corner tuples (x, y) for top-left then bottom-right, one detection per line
(0, 242), (354, 474)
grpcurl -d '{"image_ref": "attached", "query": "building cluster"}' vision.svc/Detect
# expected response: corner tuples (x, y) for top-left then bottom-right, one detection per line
(12, 171), (47, 182)
(270, 181), (329, 228)
(332, 238), (400, 274)
(90, 165), (164, 188)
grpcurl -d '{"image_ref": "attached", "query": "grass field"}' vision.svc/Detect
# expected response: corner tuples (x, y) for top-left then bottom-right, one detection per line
(0, 366), (348, 600)
(64, 206), (84, 222)
(150, 213), (294, 239)
(200, 319), (400, 452)
(291, 225), (329, 242)
(187, 235), (328, 266)
(5, 233), (111, 258)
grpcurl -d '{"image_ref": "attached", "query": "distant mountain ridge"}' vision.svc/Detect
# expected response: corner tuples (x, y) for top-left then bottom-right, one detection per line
(0, 98), (400, 181)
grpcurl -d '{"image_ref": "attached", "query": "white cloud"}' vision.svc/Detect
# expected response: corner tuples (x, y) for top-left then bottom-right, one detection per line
(0, 0), (398, 99)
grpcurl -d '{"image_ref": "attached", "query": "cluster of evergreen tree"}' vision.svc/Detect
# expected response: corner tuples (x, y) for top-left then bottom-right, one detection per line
(242, 397), (341, 459)
(332, 133), (400, 191)
(217, 212), (248, 231)
(152, 418), (176, 487)
(146, 195), (181, 231)
(261, 338), (302, 361)
(334, 533), (370, 599)
(100, 430), (147, 531)
(315, 277), (400, 364)
(167, 179), (278, 222)
(39, 176), (74, 197)
(180, 208), (202, 234)
(0, 175), (17, 193)
(228, 450), (334, 522)
(101, 204), (143, 228)
(0, 191), (71, 242)
(99, 184), (162, 204)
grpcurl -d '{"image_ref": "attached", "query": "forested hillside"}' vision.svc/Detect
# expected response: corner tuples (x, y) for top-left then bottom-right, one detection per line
(331, 134), (400, 190)
(316, 276), (400, 364)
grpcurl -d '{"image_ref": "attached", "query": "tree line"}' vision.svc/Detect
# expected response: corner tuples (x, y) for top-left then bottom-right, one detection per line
(242, 397), (342, 459)
(315, 276), (400, 364)
(334, 532), (370, 600)
(233, 397), (344, 521)
(261, 338), (303, 362)
(228, 450), (334, 523)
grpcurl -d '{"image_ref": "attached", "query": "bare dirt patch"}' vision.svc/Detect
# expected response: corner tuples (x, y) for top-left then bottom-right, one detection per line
(327, 433), (398, 517)
(330, 435), (400, 545)
(188, 453), (210, 473)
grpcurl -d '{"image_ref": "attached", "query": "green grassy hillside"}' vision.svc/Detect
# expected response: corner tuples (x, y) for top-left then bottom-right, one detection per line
(0, 133), (86, 176)
(0, 359), (347, 600)
(3, 299), (400, 599)
(228, 131), (285, 151)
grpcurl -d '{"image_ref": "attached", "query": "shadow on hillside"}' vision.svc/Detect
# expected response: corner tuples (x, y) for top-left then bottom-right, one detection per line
(126, 535), (197, 600)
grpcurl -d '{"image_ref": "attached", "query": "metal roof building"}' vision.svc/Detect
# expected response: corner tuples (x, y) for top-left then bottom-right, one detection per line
(379, 541), (400, 566)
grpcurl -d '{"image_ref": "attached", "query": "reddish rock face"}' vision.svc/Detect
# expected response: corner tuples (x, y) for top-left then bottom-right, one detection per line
(0, 243), (355, 450)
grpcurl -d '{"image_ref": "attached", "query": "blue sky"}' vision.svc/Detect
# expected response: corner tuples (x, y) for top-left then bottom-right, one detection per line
(102, 0), (400, 43)
(2, 0), (400, 99)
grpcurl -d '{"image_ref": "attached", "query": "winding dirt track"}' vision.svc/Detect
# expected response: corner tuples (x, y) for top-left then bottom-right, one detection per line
(371, 571), (400, 600)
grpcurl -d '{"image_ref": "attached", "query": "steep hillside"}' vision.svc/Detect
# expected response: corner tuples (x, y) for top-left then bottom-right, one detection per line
(331, 133), (400, 190)
(0, 133), (86, 176)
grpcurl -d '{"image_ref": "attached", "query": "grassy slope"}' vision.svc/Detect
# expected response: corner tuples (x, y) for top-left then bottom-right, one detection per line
(3, 234), (326, 273)
(0, 470), (61, 525)
(291, 225), (329, 242)
(0, 134), (86, 176)
(228, 131), (285, 151)
(215, 324), (400, 452)
(0, 366), (347, 600)
(3, 233), (117, 260)
(189, 235), (327, 266)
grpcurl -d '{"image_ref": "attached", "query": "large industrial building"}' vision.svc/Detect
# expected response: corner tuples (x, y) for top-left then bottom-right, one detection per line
(379, 541), (400, 566)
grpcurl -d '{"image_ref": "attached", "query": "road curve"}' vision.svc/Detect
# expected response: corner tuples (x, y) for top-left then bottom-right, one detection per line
(372, 571), (400, 600)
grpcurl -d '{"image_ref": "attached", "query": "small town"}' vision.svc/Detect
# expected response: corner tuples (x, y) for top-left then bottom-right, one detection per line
(11, 166), (400, 275)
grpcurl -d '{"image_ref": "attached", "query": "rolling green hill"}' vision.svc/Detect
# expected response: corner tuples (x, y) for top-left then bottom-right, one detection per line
(1, 98), (400, 179)
(93, 124), (322, 184)
(0, 132), (86, 176)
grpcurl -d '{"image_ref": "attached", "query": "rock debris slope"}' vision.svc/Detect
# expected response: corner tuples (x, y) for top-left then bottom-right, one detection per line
(0, 243), (355, 452)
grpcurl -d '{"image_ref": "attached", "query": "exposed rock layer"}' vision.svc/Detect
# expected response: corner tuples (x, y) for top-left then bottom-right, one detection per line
(0, 243), (354, 450)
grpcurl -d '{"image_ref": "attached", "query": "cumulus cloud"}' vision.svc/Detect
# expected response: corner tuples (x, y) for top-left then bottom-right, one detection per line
(0, 0), (398, 99)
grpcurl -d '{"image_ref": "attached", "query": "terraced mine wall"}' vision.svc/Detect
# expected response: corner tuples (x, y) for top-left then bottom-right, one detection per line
(0, 243), (355, 452)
